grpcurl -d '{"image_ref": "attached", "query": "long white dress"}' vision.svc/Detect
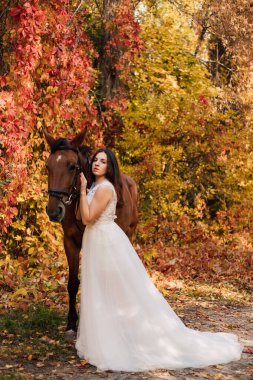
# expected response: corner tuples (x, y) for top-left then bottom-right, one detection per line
(75, 179), (243, 372)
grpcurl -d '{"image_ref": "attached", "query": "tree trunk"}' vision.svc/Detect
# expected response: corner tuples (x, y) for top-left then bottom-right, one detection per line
(98, 0), (122, 103)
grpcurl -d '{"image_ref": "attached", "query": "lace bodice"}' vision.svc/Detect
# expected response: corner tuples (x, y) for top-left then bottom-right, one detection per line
(86, 179), (117, 224)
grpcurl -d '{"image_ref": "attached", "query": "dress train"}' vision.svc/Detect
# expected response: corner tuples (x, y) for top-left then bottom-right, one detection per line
(75, 180), (243, 372)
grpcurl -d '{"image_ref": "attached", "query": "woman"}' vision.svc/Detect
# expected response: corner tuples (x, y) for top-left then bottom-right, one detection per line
(75, 148), (243, 372)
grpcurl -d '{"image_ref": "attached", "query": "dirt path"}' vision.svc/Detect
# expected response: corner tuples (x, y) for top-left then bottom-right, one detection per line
(1, 299), (252, 380)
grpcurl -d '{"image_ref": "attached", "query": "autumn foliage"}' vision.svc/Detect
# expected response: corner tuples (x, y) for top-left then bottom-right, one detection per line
(0, 0), (97, 233)
(0, 0), (252, 310)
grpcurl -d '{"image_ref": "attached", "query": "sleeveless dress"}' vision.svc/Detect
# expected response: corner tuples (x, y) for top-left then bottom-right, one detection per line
(75, 179), (243, 372)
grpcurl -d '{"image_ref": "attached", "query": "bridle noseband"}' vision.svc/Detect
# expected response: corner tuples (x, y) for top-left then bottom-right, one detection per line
(47, 147), (89, 206)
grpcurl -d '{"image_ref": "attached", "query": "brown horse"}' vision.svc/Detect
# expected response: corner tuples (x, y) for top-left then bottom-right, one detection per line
(44, 129), (138, 333)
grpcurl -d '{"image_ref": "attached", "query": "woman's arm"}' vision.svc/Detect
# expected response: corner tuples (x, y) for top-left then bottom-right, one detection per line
(79, 174), (113, 225)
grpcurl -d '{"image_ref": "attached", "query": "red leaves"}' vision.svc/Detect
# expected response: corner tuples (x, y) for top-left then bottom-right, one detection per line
(9, 6), (24, 18)
(243, 348), (253, 354)
(1, 0), (139, 232)
(137, 211), (253, 284)
(198, 95), (209, 106)
(0, 1), (98, 232)
(105, 0), (141, 73)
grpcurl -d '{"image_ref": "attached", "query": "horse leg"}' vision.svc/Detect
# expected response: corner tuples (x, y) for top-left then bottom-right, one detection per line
(64, 236), (80, 333)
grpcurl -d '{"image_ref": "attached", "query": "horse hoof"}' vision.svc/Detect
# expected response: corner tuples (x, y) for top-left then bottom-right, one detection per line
(65, 329), (77, 341)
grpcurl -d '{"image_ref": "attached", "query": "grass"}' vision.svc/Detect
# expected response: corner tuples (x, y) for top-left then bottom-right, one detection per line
(0, 375), (25, 380)
(0, 304), (74, 361)
(1, 304), (63, 335)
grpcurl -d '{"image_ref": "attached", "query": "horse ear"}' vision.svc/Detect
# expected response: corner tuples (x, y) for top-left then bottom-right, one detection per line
(70, 128), (87, 148)
(44, 129), (55, 147)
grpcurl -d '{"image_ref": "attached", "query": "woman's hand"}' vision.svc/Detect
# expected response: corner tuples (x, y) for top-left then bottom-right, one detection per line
(80, 172), (87, 192)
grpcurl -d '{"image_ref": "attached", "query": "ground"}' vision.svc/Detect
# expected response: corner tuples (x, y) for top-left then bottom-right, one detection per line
(0, 283), (252, 380)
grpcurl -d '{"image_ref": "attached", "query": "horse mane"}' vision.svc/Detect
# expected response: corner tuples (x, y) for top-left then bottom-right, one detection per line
(51, 138), (91, 156)
(51, 138), (71, 153)
(79, 146), (92, 156)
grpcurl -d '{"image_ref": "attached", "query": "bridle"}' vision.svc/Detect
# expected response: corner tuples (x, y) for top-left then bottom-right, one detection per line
(47, 147), (89, 206)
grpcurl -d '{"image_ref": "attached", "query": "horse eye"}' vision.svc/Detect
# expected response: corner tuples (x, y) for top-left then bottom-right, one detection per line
(69, 164), (76, 171)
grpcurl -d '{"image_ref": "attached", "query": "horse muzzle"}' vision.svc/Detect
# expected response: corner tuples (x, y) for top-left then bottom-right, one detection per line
(46, 203), (66, 222)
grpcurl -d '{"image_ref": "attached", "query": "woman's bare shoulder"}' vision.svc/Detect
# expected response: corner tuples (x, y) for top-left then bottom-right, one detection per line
(93, 185), (113, 201)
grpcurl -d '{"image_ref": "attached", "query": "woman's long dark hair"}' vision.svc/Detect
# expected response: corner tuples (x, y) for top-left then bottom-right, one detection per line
(89, 148), (123, 207)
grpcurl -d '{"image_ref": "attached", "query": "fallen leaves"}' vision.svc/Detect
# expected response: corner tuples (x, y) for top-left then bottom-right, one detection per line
(76, 359), (89, 368)
(40, 335), (60, 345)
(36, 362), (45, 368)
(243, 348), (253, 354)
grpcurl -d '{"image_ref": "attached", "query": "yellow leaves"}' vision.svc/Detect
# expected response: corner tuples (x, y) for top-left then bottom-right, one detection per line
(16, 194), (25, 202)
(214, 374), (223, 380)
(65, 99), (72, 106)
(28, 247), (35, 255)
(199, 373), (214, 378)
(0, 260), (6, 268)
(11, 288), (28, 299)
(40, 72), (49, 82)
(11, 220), (26, 231)
(16, 266), (24, 278)
(46, 85), (57, 94)
(37, 120), (43, 129)
(143, 247), (158, 264)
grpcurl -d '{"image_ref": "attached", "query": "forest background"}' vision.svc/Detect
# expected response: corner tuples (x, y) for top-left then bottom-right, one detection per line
(0, 0), (252, 312)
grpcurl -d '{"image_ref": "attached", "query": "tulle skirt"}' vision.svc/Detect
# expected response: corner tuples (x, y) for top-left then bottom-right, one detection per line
(75, 221), (243, 372)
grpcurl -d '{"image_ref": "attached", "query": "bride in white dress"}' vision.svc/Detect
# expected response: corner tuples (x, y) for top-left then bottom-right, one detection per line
(75, 148), (243, 372)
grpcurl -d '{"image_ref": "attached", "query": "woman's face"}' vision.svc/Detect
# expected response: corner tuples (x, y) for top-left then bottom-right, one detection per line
(92, 151), (108, 178)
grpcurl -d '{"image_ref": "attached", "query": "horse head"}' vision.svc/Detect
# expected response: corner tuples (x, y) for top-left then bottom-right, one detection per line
(44, 129), (91, 222)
